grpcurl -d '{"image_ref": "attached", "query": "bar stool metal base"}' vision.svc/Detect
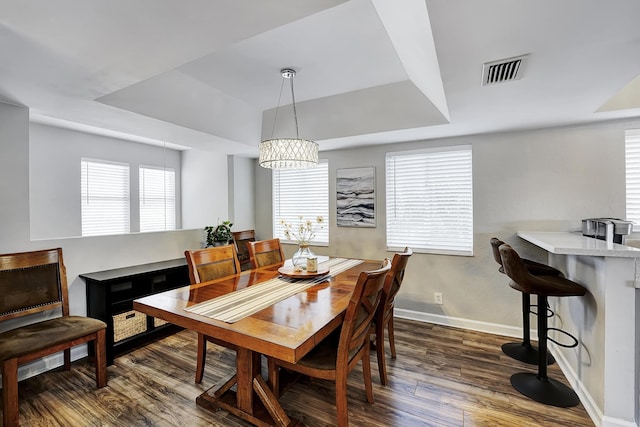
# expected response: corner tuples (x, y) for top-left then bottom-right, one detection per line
(501, 342), (555, 365)
(510, 373), (580, 408)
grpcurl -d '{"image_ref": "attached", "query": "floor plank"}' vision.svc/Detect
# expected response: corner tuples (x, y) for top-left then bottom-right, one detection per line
(5, 319), (594, 426)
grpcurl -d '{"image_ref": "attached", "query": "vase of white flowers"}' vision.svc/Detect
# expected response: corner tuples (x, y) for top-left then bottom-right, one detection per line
(281, 216), (324, 268)
(292, 244), (315, 269)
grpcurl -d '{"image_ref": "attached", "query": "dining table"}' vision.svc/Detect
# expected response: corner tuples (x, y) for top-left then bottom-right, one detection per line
(133, 257), (380, 427)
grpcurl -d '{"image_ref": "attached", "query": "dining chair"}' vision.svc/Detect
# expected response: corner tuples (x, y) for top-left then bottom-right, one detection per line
(232, 229), (255, 271)
(247, 238), (285, 269)
(0, 248), (107, 427)
(268, 258), (391, 427)
(184, 244), (240, 383)
(371, 247), (412, 385)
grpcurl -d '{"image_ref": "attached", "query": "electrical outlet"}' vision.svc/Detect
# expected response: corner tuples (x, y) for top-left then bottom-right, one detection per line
(434, 292), (443, 305)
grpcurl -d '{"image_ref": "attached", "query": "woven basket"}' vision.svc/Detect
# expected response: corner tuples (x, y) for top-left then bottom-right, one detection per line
(113, 310), (147, 342)
(153, 317), (168, 328)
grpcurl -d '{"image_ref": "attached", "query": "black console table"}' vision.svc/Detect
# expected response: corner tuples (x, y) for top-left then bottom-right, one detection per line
(81, 258), (190, 365)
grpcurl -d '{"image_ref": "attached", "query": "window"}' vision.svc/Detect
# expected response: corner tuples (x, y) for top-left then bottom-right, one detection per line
(273, 160), (329, 245)
(139, 166), (176, 232)
(81, 159), (130, 236)
(625, 129), (640, 229)
(386, 145), (473, 256)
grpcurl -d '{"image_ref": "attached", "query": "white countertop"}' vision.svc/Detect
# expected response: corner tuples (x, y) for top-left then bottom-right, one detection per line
(517, 231), (640, 257)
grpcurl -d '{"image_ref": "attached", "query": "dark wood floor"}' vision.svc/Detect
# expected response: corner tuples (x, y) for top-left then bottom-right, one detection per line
(8, 319), (593, 426)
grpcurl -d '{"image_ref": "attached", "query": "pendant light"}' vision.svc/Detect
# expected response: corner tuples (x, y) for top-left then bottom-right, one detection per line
(259, 68), (319, 169)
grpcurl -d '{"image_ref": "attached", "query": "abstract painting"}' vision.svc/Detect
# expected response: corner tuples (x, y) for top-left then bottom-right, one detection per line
(336, 167), (375, 227)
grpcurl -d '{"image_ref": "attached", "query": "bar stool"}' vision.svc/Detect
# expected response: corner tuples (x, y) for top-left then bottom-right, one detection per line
(490, 238), (559, 365)
(499, 243), (586, 407)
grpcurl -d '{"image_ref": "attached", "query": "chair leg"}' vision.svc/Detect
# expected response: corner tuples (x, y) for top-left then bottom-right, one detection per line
(95, 329), (107, 388)
(388, 315), (397, 359)
(362, 344), (374, 404)
(502, 293), (554, 365)
(63, 348), (71, 371)
(375, 319), (388, 386)
(195, 333), (207, 384)
(335, 371), (349, 427)
(2, 358), (19, 427)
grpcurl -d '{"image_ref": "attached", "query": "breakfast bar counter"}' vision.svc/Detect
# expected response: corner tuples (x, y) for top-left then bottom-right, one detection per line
(517, 231), (639, 427)
(518, 230), (640, 259)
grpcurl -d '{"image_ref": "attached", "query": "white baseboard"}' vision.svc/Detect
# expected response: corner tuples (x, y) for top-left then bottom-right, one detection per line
(393, 309), (629, 427)
(394, 308), (525, 338)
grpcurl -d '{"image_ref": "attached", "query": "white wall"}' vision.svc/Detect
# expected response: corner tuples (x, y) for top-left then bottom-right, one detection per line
(228, 155), (256, 231)
(181, 147), (230, 241)
(0, 103), (30, 244)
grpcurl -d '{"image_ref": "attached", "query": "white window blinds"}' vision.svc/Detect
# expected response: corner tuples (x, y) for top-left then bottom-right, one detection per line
(139, 166), (176, 232)
(273, 160), (329, 245)
(81, 159), (130, 236)
(625, 129), (640, 230)
(386, 145), (473, 256)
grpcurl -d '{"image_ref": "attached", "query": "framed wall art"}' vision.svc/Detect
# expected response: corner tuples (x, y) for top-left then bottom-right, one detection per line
(336, 166), (375, 227)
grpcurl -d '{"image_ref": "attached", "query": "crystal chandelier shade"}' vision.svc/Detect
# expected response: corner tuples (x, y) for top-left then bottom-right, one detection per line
(259, 68), (319, 169)
(259, 138), (319, 169)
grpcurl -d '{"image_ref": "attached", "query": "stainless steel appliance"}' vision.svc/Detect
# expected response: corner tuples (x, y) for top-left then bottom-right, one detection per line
(581, 218), (633, 244)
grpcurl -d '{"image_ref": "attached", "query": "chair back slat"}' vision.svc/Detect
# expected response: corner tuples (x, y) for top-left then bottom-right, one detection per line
(0, 248), (67, 322)
(247, 238), (285, 269)
(185, 244), (241, 284)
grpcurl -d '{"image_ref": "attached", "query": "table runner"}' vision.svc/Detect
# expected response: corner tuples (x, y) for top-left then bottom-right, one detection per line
(185, 258), (363, 323)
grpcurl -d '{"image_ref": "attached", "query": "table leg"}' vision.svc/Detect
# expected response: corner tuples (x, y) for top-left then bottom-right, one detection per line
(236, 347), (260, 413)
(196, 347), (300, 427)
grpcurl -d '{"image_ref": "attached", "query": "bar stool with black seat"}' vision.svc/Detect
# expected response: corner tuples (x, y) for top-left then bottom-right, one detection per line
(490, 237), (560, 365)
(499, 243), (586, 407)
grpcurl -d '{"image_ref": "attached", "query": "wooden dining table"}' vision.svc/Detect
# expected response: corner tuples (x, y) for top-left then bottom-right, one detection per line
(133, 258), (380, 427)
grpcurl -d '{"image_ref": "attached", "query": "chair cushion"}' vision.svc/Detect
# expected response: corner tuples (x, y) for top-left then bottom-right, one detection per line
(0, 316), (106, 361)
(509, 274), (587, 297)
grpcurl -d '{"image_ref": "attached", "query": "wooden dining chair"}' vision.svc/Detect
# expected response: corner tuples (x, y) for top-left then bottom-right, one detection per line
(268, 259), (391, 427)
(247, 238), (285, 269)
(0, 248), (107, 427)
(232, 229), (255, 271)
(184, 244), (240, 383)
(370, 247), (412, 385)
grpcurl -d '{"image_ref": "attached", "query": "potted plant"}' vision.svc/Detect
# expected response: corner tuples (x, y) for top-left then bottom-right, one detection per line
(205, 220), (233, 247)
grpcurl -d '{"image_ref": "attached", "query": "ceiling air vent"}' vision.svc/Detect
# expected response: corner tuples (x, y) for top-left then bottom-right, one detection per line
(481, 54), (528, 86)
